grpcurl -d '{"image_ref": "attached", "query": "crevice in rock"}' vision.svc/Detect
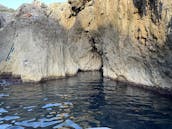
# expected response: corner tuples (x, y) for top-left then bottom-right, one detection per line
(68, 0), (93, 16)
(133, 0), (147, 17)
(0, 16), (5, 28)
(6, 43), (14, 61)
(89, 37), (98, 53)
(88, 35), (104, 76)
(167, 17), (172, 49)
(149, 0), (163, 22)
(133, 0), (162, 23)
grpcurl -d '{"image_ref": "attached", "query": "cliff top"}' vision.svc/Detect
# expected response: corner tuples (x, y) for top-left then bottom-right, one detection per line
(0, 4), (15, 13)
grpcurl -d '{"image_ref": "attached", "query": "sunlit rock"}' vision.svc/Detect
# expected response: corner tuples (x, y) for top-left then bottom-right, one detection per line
(0, 0), (172, 90)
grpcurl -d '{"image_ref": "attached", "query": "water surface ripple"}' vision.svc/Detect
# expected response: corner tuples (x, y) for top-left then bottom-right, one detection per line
(0, 72), (172, 129)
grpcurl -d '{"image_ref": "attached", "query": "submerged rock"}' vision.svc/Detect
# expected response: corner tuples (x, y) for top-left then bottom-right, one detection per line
(0, 0), (172, 90)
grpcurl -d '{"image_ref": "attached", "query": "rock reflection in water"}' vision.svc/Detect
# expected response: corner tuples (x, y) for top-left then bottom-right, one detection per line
(0, 72), (172, 129)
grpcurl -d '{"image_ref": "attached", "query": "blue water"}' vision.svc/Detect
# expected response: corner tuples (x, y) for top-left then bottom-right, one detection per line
(0, 72), (172, 129)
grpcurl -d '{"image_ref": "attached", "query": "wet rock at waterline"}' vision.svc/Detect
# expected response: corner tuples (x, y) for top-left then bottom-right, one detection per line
(0, 0), (172, 90)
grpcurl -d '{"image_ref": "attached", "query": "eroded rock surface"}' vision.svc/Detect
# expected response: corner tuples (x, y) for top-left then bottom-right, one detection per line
(0, 4), (15, 28)
(0, 0), (172, 90)
(0, 1), (101, 82)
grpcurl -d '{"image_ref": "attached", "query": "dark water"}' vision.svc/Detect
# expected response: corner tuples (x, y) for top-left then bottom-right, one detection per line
(0, 72), (172, 129)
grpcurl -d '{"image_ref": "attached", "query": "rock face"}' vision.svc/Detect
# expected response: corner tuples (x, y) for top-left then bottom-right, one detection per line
(0, 1), (101, 82)
(0, 0), (172, 90)
(0, 4), (15, 28)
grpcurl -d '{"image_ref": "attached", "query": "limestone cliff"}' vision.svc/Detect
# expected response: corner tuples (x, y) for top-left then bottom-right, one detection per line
(0, 0), (172, 90)
(0, 4), (15, 28)
(0, 1), (101, 82)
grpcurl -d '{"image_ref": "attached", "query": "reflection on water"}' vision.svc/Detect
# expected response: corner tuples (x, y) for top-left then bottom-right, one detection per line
(0, 72), (172, 129)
